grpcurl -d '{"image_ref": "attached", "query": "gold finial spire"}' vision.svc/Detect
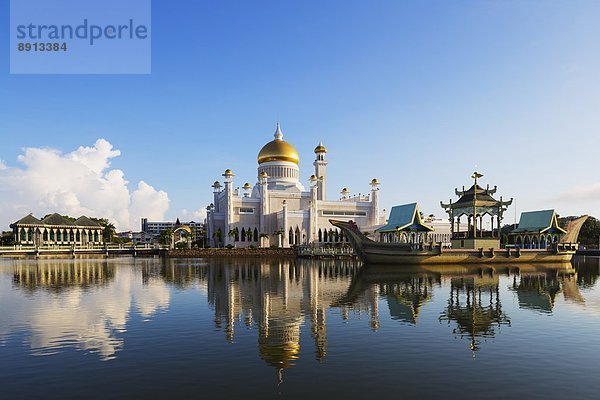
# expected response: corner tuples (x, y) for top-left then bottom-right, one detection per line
(471, 171), (483, 185)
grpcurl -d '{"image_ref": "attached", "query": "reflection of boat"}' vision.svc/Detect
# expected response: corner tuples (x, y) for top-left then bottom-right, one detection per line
(330, 219), (580, 265)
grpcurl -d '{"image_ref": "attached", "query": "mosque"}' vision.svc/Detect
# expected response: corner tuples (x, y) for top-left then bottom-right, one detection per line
(206, 123), (382, 248)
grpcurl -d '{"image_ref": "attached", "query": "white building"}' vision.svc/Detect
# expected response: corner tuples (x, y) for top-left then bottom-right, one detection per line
(206, 123), (382, 248)
(141, 218), (204, 240)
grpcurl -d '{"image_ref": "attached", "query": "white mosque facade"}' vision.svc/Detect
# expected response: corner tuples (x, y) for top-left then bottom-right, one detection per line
(206, 123), (382, 248)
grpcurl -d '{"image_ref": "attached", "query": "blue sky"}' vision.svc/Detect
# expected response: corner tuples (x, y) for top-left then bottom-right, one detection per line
(1, 0), (599, 229)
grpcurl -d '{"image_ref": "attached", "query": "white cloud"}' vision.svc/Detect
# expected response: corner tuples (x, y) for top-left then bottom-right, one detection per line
(0, 139), (169, 231)
(555, 183), (600, 203)
(0, 159), (6, 170)
(179, 207), (207, 222)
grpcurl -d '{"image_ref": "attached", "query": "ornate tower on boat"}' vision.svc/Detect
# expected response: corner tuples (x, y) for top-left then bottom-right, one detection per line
(441, 172), (513, 249)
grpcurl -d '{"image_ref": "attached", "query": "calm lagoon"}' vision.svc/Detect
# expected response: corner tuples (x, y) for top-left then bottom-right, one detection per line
(1, 256), (599, 399)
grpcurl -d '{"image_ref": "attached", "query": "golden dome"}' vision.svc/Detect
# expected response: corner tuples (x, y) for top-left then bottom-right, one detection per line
(223, 169), (235, 177)
(243, 182), (252, 190)
(314, 141), (327, 153)
(257, 122), (300, 165)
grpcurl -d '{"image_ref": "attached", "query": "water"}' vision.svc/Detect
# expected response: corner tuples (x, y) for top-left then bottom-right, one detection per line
(1, 256), (600, 399)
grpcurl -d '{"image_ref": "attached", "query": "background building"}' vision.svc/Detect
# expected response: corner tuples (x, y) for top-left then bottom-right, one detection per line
(140, 218), (205, 244)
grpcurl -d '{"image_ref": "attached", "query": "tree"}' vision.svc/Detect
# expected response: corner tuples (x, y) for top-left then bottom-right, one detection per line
(228, 227), (239, 247)
(559, 216), (600, 248)
(159, 229), (173, 245)
(1, 231), (15, 246)
(259, 232), (269, 248)
(578, 216), (600, 248)
(213, 230), (223, 248)
(102, 222), (116, 243)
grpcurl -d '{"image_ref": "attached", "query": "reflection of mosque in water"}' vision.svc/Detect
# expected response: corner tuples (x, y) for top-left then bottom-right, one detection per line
(203, 260), (599, 373)
(4, 256), (598, 365)
(204, 259), (366, 375)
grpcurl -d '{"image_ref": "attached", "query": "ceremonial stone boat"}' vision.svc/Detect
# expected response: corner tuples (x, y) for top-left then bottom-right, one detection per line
(329, 217), (586, 265)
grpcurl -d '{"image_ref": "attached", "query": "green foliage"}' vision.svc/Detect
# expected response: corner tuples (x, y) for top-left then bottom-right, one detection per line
(559, 216), (600, 248)
(226, 244), (234, 249)
(579, 216), (600, 248)
(175, 242), (188, 250)
(159, 229), (173, 245)
(1, 231), (15, 246)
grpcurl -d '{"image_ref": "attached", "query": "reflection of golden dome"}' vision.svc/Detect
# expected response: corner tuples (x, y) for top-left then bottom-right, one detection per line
(259, 340), (300, 369)
(257, 122), (300, 165)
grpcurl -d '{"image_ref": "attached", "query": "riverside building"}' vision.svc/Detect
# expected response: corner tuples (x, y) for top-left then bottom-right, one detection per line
(206, 123), (382, 248)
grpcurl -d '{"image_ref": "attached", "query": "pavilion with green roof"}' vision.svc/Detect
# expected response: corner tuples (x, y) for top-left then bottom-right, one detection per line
(441, 172), (512, 249)
(9, 213), (104, 246)
(375, 203), (433, 244)
(510, 210), (566, 249)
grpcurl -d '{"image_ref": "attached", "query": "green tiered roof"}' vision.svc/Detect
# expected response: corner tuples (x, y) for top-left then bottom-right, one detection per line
(74, 216), (101, 227)
(512, 210), (566, 234)
(41, 213), (76, 226)
(376, 203), (433, 233)
(14, 214), (43, 225)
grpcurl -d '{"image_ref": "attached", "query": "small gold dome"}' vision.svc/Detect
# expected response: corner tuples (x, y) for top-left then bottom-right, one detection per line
(243, 182), (252, 190)
(257, 123), (300, 165)
(259, 171), (268, 178)
(314, 141), (327, 153)
(371, 178), (380, 185)
(223, 169), (235, 177)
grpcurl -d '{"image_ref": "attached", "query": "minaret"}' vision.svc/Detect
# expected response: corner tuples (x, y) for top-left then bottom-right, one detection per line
(223, 169), (235, 246)
(259, 171), (269, 246)
(370, 178), (380, 226)
(211, 181), (222, 212)
(309, 175), (319, 243)
(282, 200), (289, 248)
(313, 142), (328, 200)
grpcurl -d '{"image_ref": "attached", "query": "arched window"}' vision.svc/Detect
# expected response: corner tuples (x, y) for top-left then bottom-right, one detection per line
(43, 230), (48, 241)
(254, 228), (259, 242)
(241, 228), (246, 242)
(323, 229), (328, 242)
(289, 228), (294, 245)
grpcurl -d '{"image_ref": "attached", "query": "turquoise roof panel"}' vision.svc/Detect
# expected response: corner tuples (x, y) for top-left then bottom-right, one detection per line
(376, 203), (433, 233)
(512, 210), (564, 233)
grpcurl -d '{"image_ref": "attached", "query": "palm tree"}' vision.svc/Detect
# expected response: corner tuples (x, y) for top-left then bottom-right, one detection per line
(272, 229), (284, 248)
(259, 232), (269, 248)
(103, 222), (116, 243)
(228, 227), (239, 247)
